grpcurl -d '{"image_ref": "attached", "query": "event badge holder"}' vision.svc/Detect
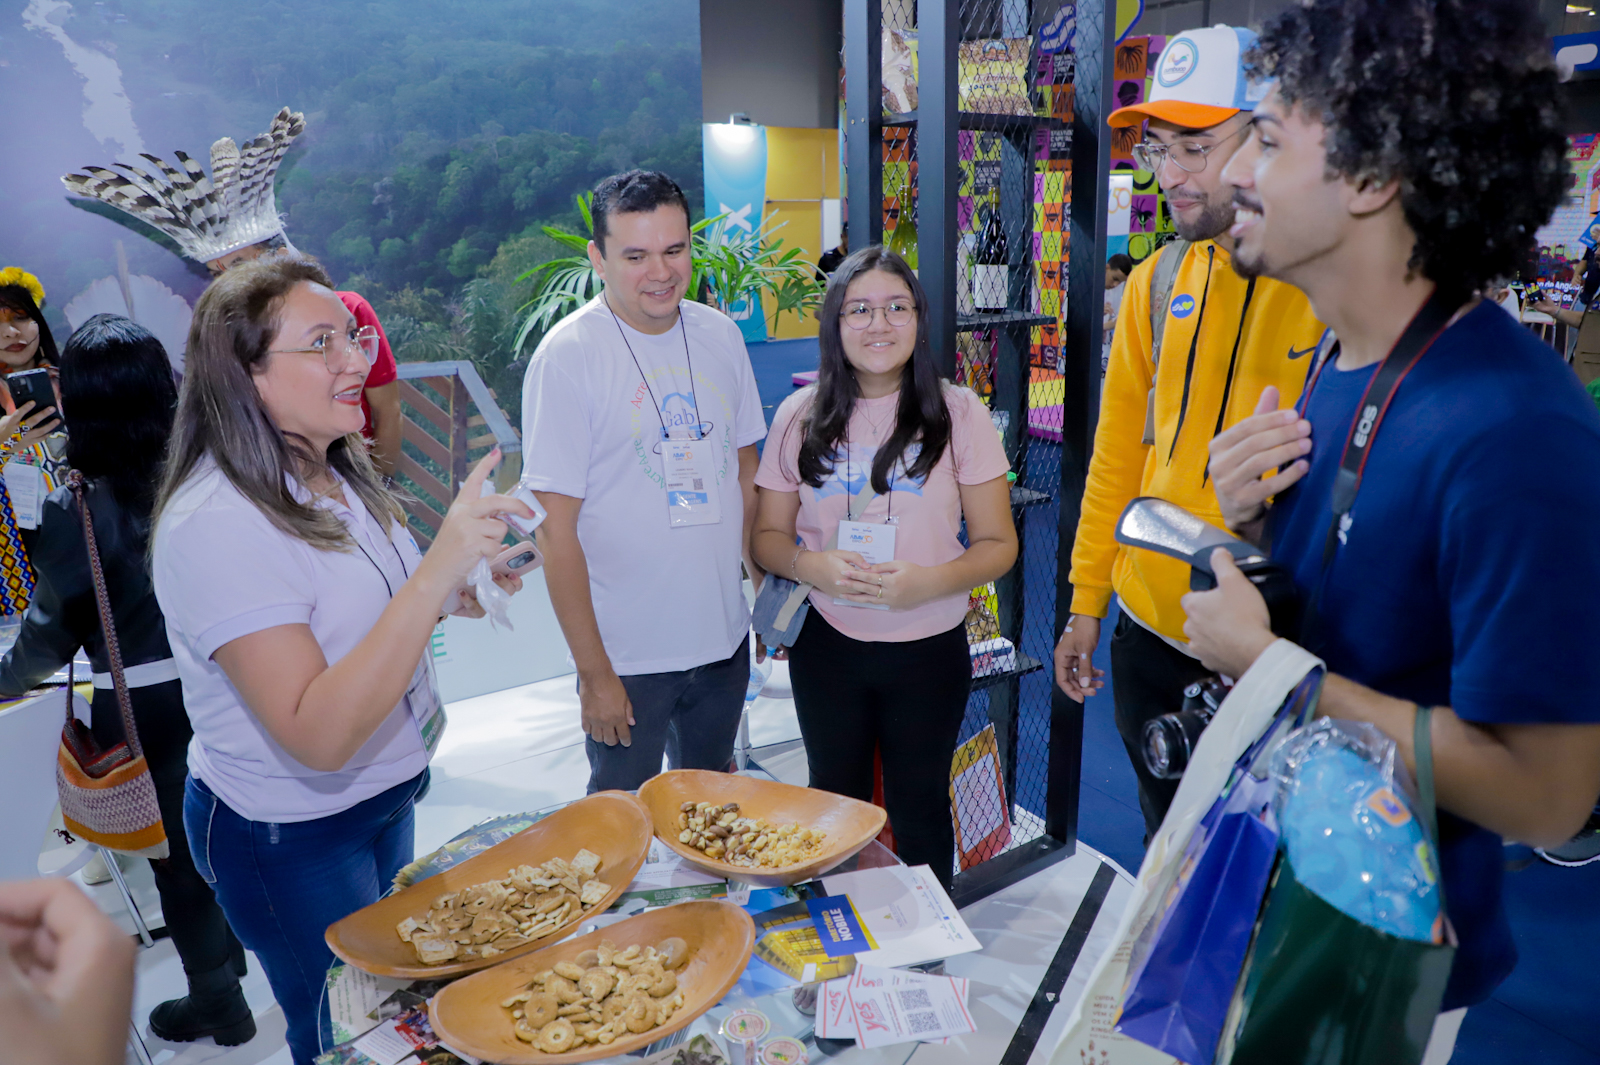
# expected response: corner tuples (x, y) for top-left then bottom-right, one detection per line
(664, 428), (722, 528)
(604, 293), (723, 528)
(832, 446), (896, 611)
(2, 459), (45, 530)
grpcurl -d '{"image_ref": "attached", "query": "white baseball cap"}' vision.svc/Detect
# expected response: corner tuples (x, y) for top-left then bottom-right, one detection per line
(1108, 25), (1269, 130)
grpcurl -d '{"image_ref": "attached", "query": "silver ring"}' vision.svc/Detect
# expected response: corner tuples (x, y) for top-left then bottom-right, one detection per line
(878, 575), (884, 587)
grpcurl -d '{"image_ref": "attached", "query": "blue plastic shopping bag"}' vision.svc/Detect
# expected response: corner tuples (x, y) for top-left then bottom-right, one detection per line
(1114, 670), (1323, 1065)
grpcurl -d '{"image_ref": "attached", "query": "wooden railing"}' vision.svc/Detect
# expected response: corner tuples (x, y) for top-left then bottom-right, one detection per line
(396, 361), (521, 548)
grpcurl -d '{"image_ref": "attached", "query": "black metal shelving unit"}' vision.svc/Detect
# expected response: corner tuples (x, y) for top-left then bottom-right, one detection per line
(846, 0), (1115, 906)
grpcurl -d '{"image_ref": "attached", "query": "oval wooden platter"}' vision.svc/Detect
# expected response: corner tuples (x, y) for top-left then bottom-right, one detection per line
(325, 790), (652, 979)
(428, 899), (756, 1063)
(637, 769), (887, 888)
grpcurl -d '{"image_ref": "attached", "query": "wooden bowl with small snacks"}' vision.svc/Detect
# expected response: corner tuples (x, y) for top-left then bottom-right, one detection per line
(428, 899), (755, 1063)
(637, 770), (887, 887)
(325, 791), (651, 979)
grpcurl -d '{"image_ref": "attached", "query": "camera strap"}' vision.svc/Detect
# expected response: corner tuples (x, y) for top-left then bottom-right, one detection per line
(1297, 287), (1460, 642)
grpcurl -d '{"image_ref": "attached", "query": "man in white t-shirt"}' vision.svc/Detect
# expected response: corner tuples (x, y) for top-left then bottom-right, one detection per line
(523, 169), (768, 791)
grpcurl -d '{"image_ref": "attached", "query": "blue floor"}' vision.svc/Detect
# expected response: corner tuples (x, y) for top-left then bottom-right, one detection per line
(746, 338), (1598, 1062)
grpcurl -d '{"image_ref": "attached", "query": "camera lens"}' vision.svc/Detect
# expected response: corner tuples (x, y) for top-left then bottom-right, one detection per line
(1143, 716), (1190, 779)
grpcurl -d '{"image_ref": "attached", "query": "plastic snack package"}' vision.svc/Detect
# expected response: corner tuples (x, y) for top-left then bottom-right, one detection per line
(1269, 718), (1444, 943)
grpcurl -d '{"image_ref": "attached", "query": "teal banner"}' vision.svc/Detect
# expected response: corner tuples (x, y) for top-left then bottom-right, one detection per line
(702, 122), (769, 343)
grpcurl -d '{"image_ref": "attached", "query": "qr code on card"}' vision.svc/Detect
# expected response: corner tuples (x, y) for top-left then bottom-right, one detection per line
(908, 1011), (941, 1034)
(896, 988), (933, 1011)
(692, 478), (704, 490)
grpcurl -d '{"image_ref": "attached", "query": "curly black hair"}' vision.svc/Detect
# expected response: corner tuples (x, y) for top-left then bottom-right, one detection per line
(1248, 0), (1569, 298)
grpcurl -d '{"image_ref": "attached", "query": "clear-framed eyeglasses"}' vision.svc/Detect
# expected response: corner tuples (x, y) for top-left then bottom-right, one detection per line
(270, 325), (381, 373)
(1132, 123), (1251, 175)
(840, 299), (917, 330)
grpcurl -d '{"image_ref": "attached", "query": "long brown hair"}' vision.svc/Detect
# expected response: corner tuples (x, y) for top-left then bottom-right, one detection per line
(155, 256), (401, 549)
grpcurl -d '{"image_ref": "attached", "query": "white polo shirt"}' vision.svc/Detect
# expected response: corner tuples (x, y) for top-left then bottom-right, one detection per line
(521, 296), (766, 675)
(152, 460), (429, 823)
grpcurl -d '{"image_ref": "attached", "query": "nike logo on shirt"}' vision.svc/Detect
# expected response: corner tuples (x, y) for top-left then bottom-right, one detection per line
(1287, 344), (1317, 359)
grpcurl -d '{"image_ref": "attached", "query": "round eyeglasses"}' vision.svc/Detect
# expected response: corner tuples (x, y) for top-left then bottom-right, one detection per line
(270, 325), (381, 373)
(840, 300), (917, 330)
(1132, 123), (1252, 175)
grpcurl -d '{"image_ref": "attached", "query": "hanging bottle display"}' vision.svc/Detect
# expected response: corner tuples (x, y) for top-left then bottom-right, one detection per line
(974, 191), (1008, 312)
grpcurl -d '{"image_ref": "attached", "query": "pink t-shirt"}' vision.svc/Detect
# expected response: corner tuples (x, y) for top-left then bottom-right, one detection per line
(756, 384), (1010, 642)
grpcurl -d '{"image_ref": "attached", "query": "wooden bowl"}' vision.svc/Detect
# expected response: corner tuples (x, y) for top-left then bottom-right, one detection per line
(429, 899), (755, 1064)
(637, 770), (887, 887)
(325, 791), (651, 978)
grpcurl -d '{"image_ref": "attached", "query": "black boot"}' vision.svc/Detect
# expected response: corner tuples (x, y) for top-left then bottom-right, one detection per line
(148, 961), (256, 1046)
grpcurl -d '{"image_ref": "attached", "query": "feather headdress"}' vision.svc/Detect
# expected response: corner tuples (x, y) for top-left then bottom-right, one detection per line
(61, 107), (306, 265)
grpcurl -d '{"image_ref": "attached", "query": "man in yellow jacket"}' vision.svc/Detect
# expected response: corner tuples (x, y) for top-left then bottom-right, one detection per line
(1054, 25), (1325, 834)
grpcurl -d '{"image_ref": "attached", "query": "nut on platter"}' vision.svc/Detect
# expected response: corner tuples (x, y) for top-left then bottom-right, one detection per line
(326, 791), (651, 978)
(637, 770), (888, 887)
(428, 900), (756, 1063)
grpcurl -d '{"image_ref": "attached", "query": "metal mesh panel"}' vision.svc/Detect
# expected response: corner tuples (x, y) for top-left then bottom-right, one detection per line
(849, 0), (1088, 885)
(942, 0), (1073, 876)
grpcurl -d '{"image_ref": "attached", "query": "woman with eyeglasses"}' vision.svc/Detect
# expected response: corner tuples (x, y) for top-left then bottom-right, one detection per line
(751, 246), (1017, 889)
(150, 256), (533, 1064)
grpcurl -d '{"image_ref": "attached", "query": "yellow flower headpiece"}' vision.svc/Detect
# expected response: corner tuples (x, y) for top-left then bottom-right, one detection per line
(0, 268), (45, 309)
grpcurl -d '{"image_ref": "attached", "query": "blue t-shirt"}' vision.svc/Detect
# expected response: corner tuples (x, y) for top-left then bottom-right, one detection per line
(1268, 301), (1600, 1008)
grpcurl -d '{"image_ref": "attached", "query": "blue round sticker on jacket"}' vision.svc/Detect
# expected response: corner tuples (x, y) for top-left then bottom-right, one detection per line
(1171, 294), (1197, 318)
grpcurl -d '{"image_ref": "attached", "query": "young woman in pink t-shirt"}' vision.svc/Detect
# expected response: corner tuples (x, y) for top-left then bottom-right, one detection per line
(752, 247), (1017, 887)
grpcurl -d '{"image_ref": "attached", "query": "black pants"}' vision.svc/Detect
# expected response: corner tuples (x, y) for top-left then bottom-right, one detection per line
(1109, 613), (1216, 837)
(787, 611), (970, 890)
(91, 679), (242, 981)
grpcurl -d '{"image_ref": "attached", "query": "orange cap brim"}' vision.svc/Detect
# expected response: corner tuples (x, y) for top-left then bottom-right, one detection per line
(1107, 100), (1241, 130)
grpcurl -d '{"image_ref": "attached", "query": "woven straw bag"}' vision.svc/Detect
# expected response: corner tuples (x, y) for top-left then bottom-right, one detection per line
(54, 471), (168, 859)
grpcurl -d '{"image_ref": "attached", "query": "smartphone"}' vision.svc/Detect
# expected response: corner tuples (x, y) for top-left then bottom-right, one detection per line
(5, 368), (58, 426)
(491, 541), (543, 578)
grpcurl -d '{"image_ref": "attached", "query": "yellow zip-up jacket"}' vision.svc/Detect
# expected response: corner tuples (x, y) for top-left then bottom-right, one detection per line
(1069, 240), (1326, 644)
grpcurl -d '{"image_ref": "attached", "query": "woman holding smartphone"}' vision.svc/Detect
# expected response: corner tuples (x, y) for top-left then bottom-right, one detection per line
(151, 256), (532, 1064)
(0, 270), (66, 580)
(751, 246), (1017, 888)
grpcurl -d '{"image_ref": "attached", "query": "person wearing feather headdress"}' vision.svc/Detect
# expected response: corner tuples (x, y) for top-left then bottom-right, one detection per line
(60, 109), (403, 479)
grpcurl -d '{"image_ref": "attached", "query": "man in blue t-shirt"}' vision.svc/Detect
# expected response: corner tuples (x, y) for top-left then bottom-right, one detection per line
(1177, 0), (1600, 1052)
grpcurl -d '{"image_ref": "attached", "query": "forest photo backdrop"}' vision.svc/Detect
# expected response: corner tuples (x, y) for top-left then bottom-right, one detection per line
(3, 0), (703, 418)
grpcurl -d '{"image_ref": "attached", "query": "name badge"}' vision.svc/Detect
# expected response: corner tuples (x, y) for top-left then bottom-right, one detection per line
(406, 654), (448, 758)
(837, 520), (895, 564)
(3, 461), (44, 530)
(832, 520), (896, 610)
(663, 434), (721, 527)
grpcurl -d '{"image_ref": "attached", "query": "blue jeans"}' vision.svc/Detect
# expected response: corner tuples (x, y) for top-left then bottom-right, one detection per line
(184, 771), (427, 1065)
(584, 637), (749, 792)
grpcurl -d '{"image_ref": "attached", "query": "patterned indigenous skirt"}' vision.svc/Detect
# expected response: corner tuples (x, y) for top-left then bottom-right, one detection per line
(0, 477), (35, 616)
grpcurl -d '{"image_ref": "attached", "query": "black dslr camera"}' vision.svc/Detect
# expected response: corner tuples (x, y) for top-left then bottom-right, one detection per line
(1113, 498), (1302, 780)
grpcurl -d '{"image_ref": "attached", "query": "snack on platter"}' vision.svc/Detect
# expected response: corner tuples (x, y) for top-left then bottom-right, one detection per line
(676, 802), (826, 869)
(396, 849), (608, 965)
(500, 936), (691, 1052)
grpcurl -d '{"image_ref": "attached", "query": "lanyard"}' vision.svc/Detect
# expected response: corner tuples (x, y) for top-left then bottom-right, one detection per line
(337, 496), (411, 598)
(1296, 288), (1458, 642)
(844, 433), (896, 523)
(605, 295), (705, 442)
